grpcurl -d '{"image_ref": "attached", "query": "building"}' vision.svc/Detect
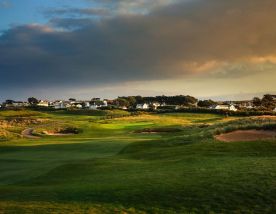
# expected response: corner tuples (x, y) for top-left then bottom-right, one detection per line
(37, 100), (49, 107)
(136, 103), (149, 109)
(89, 100), (108, 110)
(52, 101), (66, 109)
(103, 100), (108, 106)
(75, 104), (83, 109)
(151, 102), (161, 110)
(5, 101), (27, 108)
(84, 102), (90, 108)
(211, 104), (237, 112)
(120, 106), (128, 110)
(236, 101), (254, 109)
(89, 105), (98, 110)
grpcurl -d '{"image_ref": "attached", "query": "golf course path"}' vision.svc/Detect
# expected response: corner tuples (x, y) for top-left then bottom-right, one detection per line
(21, 128), (40, 139)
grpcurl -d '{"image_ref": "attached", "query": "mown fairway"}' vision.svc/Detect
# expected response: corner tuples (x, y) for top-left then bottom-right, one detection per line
(0, 110), (276, 213)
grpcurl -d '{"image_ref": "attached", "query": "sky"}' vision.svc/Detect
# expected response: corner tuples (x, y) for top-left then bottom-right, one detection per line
(0, 0), (276, 101)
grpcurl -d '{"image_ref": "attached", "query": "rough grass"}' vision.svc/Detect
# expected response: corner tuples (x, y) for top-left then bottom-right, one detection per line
(0, 111), (276, 213)
(0, 109), (44, 118)
(212, 118), (276, 135)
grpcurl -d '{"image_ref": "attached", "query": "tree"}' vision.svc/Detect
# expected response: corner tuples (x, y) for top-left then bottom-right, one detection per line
(184, 95), (198, 106)
(115, 98), (129, 107)
(261, 94), (275, 110)
(69, 98), (76, 102)
(127, 96), (136, 107)
(198, 100), (216, 108)
(28, 97), (39, 105)
(134, 96), (144, 104)
(5, 99), (14, 105)
(253, 97), (262, 107)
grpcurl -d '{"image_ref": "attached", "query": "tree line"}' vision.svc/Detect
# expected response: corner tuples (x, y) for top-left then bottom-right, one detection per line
(115, 95), (198, 108)
(253, 94), (276, 110)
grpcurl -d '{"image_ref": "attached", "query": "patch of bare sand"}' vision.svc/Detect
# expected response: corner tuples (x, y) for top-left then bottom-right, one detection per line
(215, 130), (276, 142)
(42, 131), (74, 136)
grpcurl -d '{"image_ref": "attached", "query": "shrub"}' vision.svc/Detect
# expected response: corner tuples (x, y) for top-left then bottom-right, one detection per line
(59, 127), (82, 134)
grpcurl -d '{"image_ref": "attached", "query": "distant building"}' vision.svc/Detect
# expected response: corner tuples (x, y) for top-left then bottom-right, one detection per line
(37, 100), (49, 107)
(89, 105), (98, 110)
(151, 102), (160, 110)
(52, 101), (66, 109)
(84, 102), (90, 108)
(236, 101), (254, 109)
(120, 106), (128, 110)
(211, 104), (237, 112)
(89, 101), (100, 110)
(76, 104), (83, 109)
(89, 100), (109, 109)
(103, 100), (108, 106)
(136, 103), (149, 109)
(69, 102), (83, 109)
(6, 101), (27, 108)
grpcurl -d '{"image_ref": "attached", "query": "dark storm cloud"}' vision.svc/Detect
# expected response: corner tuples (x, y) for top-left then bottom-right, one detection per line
(1, 0), (276, 90)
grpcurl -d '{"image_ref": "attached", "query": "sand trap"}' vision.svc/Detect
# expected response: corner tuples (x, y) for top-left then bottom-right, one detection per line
(42, 131), (74, 136)
(21, 128), (40, 139)
(215, 130), (276, 142)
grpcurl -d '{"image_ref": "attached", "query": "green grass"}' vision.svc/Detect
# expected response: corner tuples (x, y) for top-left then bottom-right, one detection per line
(0, 110), (276, 213)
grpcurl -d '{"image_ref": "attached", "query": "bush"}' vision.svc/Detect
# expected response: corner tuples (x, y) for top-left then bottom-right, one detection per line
(59, 127), (81, 134)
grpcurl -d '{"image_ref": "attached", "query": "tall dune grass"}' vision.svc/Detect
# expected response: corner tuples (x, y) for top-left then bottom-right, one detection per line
(211, 118), (276, 135)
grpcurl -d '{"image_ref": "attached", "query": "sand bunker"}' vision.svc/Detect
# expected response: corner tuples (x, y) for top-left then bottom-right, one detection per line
(215, 130), (276, 142)
(42, 131), (74, 136)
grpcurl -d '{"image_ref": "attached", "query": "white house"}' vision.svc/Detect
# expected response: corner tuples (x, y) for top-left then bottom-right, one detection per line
(120, 106), (128, 110)
(37, 100), (49, 107)
(84, 102), (90, 108)
(212, 104), (237, 112)
(103, 100), (108, 106)
(229, 105), (238, 111)
(52, 101), (66, 109)
(151, 102), (161, 110)
(274, 107), (276, 112)
(89, 103), (99, 110)
(136, 103), (149, 109)
(89, 105), (98, 110)
(76, 104), (83, 109)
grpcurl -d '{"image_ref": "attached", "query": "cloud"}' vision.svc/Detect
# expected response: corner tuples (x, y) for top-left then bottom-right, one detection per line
(85, 0), (180, 15)
(49, 18), (95, 30)
(45, 7), (111, 18)
(44, 0), (178, 20)
(1, 0), (276, 94)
